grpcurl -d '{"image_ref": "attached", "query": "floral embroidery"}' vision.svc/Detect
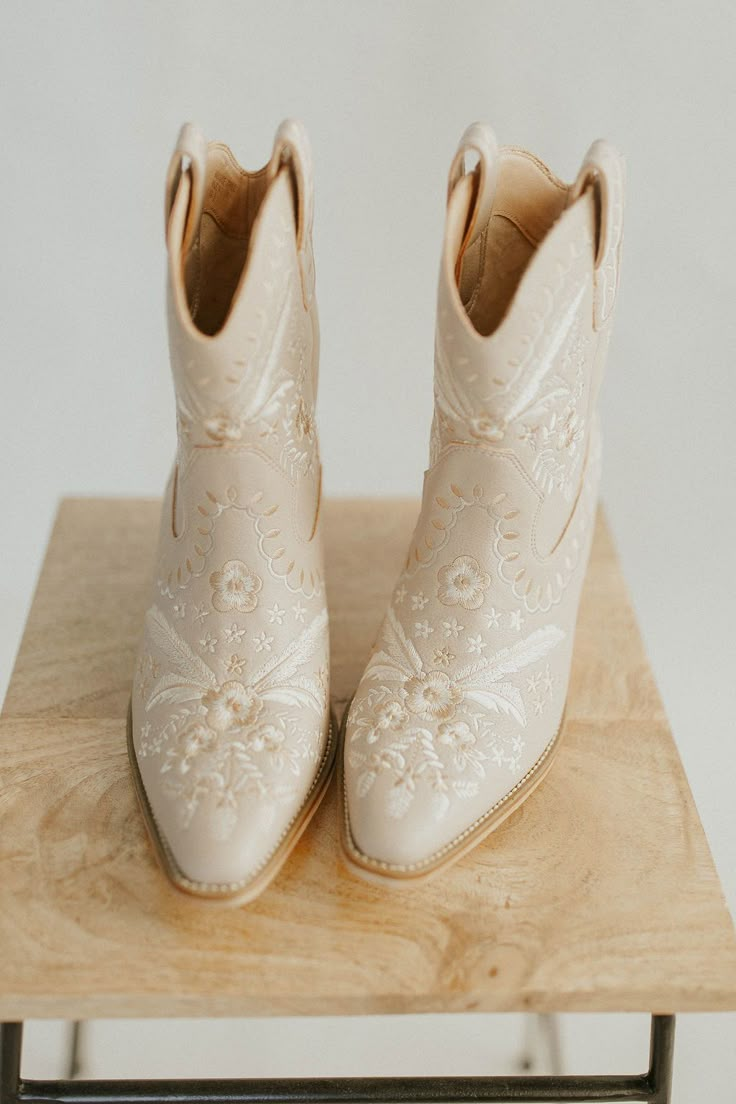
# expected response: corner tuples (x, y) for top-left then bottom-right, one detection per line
(433, 646), (455, 667)
(294, 396), (314, 441)
(347, 606), (565, 820)
(469, 412), (505, 442)
(349, 690), (409, 745)
(224, 653), (247, 676)
(136, 605), (328, 840)
(268, 603), (286, 625)
(253, 631), (274, 653)
(414, 620), (433, 639)
(210, 560), (262, 614)
(204, 413), (242, 443)
(292, 601), (306, 623)
(202, 680), (263, 731)
(199, 632), (218, 654)
(404, 670), (461, 721)
(437, 555), (490, 610)
(223, 623), (246, 644)
(437, 720), (487, 774)
(442, 618), (464, 638)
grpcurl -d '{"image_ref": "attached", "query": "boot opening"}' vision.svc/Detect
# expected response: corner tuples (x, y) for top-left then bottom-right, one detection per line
(182, 145), (273, 337)
(458, 150), (569, 337)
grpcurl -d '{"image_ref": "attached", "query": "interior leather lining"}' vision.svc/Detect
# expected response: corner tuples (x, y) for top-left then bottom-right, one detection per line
(184, 146), (273, 336)
(459, 150), (569, 337)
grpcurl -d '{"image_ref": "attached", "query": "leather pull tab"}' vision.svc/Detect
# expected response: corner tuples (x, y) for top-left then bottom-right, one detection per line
(271, 118), (315, 304)
(448, 123), (499, 245)
(165, 123), (207, 257)
(571, 140), (625, 329)
(271, 118), (314, 254)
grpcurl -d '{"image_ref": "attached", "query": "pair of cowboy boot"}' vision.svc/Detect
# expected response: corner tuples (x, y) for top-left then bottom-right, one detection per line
(130, 120), (623, 903)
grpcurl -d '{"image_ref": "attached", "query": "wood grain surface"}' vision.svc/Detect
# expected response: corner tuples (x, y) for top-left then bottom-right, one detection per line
(0, 497), (734, 1019)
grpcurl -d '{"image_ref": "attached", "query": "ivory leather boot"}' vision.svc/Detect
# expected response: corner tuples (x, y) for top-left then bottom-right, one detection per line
(341, 123), (624, 883)
(130, 121), (333, 903)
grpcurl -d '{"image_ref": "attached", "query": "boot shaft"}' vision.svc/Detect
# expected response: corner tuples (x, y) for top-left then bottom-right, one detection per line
(164, 122), (319, 473)
(431, 127), (624, 516)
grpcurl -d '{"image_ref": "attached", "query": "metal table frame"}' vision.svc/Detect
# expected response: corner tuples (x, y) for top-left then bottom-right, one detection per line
(0, 1015), (675, 1104)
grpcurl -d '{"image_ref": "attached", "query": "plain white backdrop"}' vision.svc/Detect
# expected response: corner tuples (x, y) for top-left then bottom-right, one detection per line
(1, 1), (735, 1097)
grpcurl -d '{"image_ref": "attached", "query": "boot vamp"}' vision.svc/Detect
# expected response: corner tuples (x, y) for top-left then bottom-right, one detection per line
(344, 436), (600, 870)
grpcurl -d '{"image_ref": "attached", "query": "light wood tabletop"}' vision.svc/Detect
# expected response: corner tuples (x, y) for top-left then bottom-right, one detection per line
(1, 498), (735, 1020)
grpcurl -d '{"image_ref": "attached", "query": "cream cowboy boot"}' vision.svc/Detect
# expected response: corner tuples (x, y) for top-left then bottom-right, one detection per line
(130, 121), (333, 903)
(341, 124), (624, 882)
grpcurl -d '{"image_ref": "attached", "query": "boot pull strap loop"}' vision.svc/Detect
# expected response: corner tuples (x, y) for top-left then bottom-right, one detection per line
(571, 140), (625, 329)
(164, 123), (207, 257)
(272, 119), (314, 255)
(448, 122), (499, 245)
(271, 119), (315, 304)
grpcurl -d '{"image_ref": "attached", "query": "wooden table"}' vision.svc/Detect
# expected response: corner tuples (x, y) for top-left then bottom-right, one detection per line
(1, 498), (735, 1103)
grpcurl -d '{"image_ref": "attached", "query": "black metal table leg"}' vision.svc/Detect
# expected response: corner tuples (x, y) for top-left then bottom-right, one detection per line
(67, 1025), (83, 1081)
(0, 1014), (675, 1104)
(1, 1023), (22, 1104)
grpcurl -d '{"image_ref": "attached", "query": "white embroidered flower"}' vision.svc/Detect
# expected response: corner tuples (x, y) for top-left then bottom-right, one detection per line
(542, 668), (555, 692)
(484, 607), (501, 629)
(414, 619), (433, 639)
(394, 584), (407, 606)
(203, 681), (262, 732)
(292, 601), (306, 623)
(199, 632), (218, 654)
(404, 670), (461, 721)
(210, 560), (262, 614)
(469, 411), (505, 442)
(259, 419), (278, 441)
(466, 634), (487, 655)
(170, 721), (217, 775)
(437, 555), (491, 610)
(526, 673), (542, 694)
(224, 653), (246, 676)
(223, 623), (246, 644)
(294, 397), (314, 440)
(253, 631), (273, 653)
(204, 413), (242, 442)
(192, 603), (209, 624)
(411, 592), (429, 611)
(508, 609), (524, 631)
(552, 407), (582, 453)
(173, 602), (186, 619)
(433, 646), (455, 667)
(246, 722), (284, 754)
(437, 720), (484, 772)
(268, 603), (285, 625)
(442, 618), (464, 638)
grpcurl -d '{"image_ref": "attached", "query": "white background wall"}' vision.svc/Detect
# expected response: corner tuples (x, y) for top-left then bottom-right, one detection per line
(1, 1), (735, 1096)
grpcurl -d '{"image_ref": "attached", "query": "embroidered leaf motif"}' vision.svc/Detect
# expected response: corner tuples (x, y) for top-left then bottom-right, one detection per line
(251, 608), (328, 689)
(464, 684), (525, 726)
(145, 606), (218, 691)
(456, 625), (565, 685)
(357, 771), (377, 798)
(367, 606), (424, 682)
(146, 674), (208, 711)
(387, 780), (415, 819)
(500, 281), (586, 425)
